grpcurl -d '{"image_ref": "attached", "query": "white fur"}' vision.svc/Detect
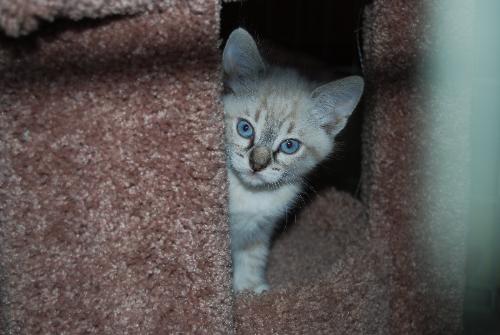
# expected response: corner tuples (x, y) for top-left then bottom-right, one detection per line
(223, 28), (364, 293)
(228, 170), (299, 292)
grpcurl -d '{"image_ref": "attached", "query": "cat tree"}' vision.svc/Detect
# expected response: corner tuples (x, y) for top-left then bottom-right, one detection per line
(0, 0), (466, 334)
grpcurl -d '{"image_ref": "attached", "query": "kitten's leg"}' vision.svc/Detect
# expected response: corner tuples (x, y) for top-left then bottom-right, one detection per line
(232, 241), (270, 294)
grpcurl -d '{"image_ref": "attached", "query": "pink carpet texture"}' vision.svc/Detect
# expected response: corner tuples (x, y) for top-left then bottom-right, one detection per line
(1, 0), (466, 334)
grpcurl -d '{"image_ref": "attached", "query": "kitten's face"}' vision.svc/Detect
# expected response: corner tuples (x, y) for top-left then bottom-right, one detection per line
(222, 28), (364, 189)
(224, 87), (332, 188)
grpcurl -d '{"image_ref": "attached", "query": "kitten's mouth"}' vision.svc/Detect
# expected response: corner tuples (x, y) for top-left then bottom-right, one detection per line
(237, 169), (269, 187)
(229, 159), (276, 187)
(245, 170), (264, 180)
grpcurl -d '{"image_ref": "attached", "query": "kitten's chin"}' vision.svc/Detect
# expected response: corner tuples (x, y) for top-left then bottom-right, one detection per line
(233, 169), (278, 188)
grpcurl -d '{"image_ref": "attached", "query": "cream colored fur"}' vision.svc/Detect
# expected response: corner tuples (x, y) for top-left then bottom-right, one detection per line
(223, 28), (364, 293)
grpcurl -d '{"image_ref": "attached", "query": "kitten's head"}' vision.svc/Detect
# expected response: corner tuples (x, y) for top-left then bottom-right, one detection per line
(222, 28), (364, 188)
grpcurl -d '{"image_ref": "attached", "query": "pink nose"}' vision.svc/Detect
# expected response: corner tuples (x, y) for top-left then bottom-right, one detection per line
(249, 146), (271, 171)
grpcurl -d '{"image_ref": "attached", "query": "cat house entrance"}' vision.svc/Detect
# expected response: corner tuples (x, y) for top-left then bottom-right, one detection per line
(221, 0), (368, 297)
(221, 0), (365, 195)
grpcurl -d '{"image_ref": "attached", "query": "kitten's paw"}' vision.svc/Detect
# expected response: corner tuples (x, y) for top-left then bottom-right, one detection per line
(253, 283), (270, 294)
(234, 280), (270, 294)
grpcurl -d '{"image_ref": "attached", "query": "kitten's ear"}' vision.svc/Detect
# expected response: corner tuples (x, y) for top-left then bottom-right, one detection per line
(311, 76), (364, 136)
(223, 28), (265, 93)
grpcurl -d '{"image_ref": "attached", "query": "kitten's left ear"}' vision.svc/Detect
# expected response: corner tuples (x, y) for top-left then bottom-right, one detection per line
(223, 28), (265, 93)
(311, 76), (364, 136)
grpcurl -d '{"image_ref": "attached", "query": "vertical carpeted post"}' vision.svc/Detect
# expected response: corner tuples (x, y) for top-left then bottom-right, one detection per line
(362, 1), (468, 333)
(0, 1), (233, 334)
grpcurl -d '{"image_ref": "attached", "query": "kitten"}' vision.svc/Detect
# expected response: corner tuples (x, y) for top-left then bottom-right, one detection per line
(222, 28), (364, 293)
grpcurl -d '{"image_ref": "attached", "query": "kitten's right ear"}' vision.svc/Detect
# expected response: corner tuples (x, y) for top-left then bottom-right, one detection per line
(223, 28), (265, 93)
(311, 76), (364, 136)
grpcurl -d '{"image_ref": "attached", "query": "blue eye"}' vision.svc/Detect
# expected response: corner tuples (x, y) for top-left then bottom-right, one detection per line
(236, 119), (254, 139)
(279, 139), (301, 154)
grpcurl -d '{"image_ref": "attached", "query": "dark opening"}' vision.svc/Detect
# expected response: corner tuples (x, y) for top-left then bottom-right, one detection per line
(221, 0), (366, 196)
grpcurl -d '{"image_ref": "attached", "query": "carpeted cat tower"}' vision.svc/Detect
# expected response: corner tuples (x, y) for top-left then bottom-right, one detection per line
(0, 0), (467, 334)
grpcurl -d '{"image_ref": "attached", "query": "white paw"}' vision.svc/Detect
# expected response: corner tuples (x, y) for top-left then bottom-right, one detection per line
(252, 283), (270, 294)
(233, 278), (270, 294)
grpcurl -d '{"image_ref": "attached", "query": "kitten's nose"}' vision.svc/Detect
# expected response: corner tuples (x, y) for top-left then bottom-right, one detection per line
(249, 146), (271, 172)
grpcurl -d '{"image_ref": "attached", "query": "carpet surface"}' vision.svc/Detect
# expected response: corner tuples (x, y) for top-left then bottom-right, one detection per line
(0, 0), (468, 334)
(234, 190), (388, 334)
(361, 1), (468, 333)
(0, 1), (233, 334)
(0, 0), (198, 37)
